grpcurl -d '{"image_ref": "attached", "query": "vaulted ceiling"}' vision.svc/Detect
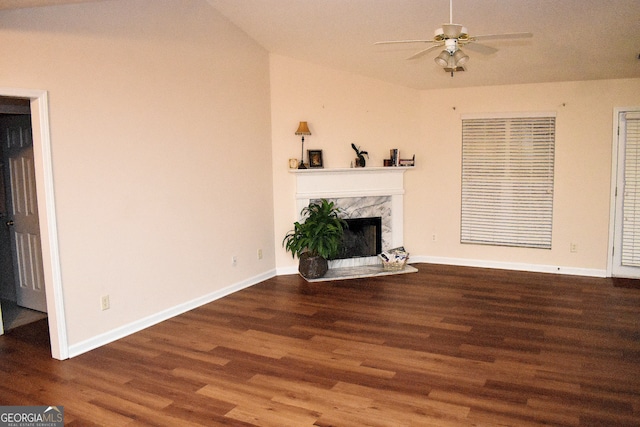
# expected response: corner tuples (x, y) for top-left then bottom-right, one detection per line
(2, 0), (639, 90)
(0, 0), (100, 9)
(207, 0), (640, 90)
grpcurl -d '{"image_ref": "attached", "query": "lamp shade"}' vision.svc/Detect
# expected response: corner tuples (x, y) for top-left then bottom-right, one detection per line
(453, 49), (469, 67)
(434, 50), (450, 67)
(295, 121), (311, 135)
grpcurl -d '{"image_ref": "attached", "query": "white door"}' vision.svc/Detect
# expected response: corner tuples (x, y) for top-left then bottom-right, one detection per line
(612, 109), (640, 278)
(2, 114), (47, 312)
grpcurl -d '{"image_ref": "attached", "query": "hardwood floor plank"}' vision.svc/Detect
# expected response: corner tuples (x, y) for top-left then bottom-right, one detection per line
(88, 392), (208, 427)
(224, 400), (319, 427)
(249, 374), (374, 413)
(430, 389), (581, 426)
(1, 264), (639, 425)
(331, 381), (471, 419)
(76, 373), (174, 410)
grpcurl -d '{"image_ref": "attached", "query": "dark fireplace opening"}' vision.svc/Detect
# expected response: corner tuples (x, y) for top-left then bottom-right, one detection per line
(334, 217), (382, 260)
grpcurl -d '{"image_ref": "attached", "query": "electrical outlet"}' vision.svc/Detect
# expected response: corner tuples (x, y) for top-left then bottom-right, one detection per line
(570, 242), (578, 253)
(257, 249), (263, 260)
(232, 256), (238, 266)
(432, 234), (437, 241)
(101, 295), (110, 311)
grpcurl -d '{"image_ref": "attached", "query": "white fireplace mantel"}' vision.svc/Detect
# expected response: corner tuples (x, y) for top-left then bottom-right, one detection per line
(290, 167), (412, 254)
(290, 167), (410, 199)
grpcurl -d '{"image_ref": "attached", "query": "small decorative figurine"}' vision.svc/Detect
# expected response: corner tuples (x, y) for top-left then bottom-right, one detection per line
(351, 143), (369, 167)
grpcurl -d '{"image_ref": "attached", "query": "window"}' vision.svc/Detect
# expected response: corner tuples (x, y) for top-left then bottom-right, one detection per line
(461, 113), (556, 249)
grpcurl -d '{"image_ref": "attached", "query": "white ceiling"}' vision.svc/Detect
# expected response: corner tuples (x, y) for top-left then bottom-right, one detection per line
(206, 0), (640, 90)
(0, 0), (100, 9)
(3, 0), (639, 90)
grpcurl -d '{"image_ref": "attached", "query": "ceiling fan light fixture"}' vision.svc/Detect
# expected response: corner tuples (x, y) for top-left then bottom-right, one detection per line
(434, 50), (450, 67)
(444, 38), (458, 54)
(453, 49), (469, 66)
(442, 24), (465, 39)
(444, 54), (465, 74)
(374, 0), (532, 78)
(434, 27), (444, 41)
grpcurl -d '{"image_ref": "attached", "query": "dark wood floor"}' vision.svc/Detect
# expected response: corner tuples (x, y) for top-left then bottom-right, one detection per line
(1, 263), (639, 426)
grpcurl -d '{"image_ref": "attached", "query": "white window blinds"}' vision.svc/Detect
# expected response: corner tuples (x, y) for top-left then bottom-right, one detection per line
(461, 114), (556, 249)
(621, 112), (640, 266)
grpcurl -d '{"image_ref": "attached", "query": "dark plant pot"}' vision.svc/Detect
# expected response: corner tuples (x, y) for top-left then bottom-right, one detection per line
(298, 252), (328, 279)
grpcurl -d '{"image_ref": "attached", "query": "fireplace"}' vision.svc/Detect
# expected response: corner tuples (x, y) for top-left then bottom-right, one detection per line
(336, 217), (382, 260)
(291, 167), (409, 268)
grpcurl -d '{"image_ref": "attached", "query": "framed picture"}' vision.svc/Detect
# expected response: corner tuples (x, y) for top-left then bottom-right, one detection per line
(308, 149), (323, 168)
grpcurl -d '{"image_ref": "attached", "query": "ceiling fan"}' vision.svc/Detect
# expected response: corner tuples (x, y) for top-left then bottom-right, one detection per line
(374, 0), (532, 76)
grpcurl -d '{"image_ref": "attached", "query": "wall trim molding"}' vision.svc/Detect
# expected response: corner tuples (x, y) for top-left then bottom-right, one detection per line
(70, 254), (607, 358)
(409, 256), (607, 278)
(277, 266), (299, 276)
(67, 269), (277, 358)
(278, 257), (607, 278)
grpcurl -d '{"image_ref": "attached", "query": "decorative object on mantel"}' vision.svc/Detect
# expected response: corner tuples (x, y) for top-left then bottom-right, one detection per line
(283, 199), (347, 279)
(308, 149), (323, 168)
(379, 246), (409, 271)
(351, 143), (369, 167)
(385, 150), (415, 167)
(390, 149), (399, 166)
(289, 158), (298, 169)
(399, 155), (416, 167)
(295, 121), (311, 169)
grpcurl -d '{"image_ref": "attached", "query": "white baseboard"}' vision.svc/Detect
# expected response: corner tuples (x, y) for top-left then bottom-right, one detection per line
(68, 256), (606, 358)
(409, 256), (607, 278)
(67, 268), (277, 358)
(276, 265), (298, 276)
(278, 256), (607, 278)
(68, 256), (607, 358)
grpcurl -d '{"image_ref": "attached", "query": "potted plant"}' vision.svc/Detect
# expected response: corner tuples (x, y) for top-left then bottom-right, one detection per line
(283, 199), (347, 279)
(351, 143), (369, 167)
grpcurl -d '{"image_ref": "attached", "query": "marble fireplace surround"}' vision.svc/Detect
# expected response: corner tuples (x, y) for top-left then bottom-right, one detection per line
(291, 167), (409, 268)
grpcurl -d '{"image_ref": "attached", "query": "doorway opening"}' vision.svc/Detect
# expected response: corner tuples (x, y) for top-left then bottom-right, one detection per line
(0, 98), (49, 331)
(610, 107), (640, 278)
(0, 89), (66, 360)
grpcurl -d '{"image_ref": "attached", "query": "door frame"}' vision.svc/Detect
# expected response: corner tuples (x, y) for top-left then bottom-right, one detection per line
(607, 106), (640, 278)
(0, 87), (67, 359)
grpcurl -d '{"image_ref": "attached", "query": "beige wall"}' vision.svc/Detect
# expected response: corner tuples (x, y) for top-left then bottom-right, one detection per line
(414, 79), (640, 274)
(270, 54), (422, 271)
(2, 0), (639, 356)
(0, 0), (275, 349)
(270, 53), (640, 275)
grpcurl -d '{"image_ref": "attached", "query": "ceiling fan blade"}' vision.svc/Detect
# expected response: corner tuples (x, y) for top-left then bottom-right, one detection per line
(473, 32), (533, 41)
(405, 44), (441, 60)
(374, 39), (434, 45)
(464, 42), (498, 55)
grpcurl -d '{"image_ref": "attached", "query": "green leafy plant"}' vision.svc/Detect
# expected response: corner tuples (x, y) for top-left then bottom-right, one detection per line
(351, 143), (369, 167)
(283, 199), (347, 259)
